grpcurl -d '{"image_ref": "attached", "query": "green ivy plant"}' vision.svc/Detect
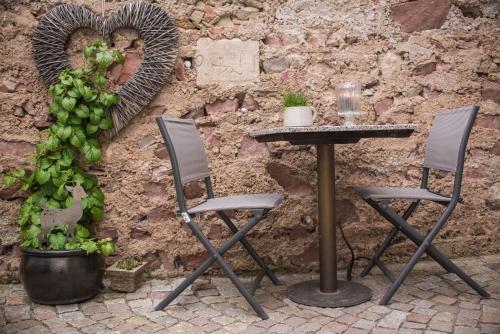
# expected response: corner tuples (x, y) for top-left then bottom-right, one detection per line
(3, 40), (125, 256)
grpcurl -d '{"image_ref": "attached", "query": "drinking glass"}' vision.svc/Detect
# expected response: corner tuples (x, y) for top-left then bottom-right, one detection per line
(335, 82), (362, 126)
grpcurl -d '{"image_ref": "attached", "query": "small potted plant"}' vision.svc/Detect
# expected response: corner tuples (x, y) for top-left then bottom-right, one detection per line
(279, 71), (316, 127)
(2, 40), (122, 304)
(107, 258), (147, 292)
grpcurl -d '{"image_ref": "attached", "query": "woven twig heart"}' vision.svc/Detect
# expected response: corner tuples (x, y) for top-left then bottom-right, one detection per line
(32, 2), (178, 137)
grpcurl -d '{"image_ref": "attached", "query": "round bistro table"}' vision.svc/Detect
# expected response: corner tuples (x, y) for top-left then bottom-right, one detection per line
(250, 124), (419, 308)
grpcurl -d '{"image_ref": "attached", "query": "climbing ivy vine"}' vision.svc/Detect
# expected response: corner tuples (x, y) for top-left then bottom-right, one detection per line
(3, 40), (124, 255)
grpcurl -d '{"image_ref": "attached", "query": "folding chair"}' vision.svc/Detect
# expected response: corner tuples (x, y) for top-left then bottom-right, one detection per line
(354, 105), (490, 305)
(154, 117), (283, 319)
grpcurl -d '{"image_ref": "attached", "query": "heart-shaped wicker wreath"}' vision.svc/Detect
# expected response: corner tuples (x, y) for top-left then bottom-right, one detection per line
(32, 2), (179, 137)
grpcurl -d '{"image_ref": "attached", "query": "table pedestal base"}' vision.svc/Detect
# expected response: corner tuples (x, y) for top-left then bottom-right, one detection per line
(288, 280), (372, 308)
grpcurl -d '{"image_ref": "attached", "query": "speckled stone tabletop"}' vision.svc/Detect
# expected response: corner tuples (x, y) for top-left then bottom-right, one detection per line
(250, 124), (420, 136)
(250, 124), (421, 145)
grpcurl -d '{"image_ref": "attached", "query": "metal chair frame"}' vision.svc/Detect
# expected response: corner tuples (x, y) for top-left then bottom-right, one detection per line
(154, 117), (281, 320)
(356, 105), (490, 304)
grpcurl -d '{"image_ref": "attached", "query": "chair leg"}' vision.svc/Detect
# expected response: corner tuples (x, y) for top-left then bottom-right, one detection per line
(213, 253), (268, 319)
(375, 201), (490, 300)
(154, 212), (270, 319)
(217, 211), (282, 286)
(361, 201), (419, 278)
(361, 226), (399, 277)
(380, 237), (430, 305)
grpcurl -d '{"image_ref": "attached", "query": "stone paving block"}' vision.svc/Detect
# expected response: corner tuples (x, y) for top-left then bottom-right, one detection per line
(320, 321), (348, 333)
(353, 318), (377, 330)
(378, 310), (409, 329)
(372, 328), (397, 334)
(428, 319), (453, 332)
(80, 323), (108, 334)
(402, 321), (426, 329)
(268, 323), (294, 333)
(241, 325), (266, 334)
(5, 319), (42, 334)
(337, 313), (359, 325)
(407, 312), (430, 323)
(4, 304), (30, 322)
(55, 303), (79, 314)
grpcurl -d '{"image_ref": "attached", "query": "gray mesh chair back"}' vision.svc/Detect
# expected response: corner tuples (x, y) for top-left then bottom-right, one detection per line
(157, 117), (210, 184)
(423, 105), (479, 173)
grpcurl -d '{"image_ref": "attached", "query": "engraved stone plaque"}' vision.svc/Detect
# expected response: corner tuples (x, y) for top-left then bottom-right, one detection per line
(195, 38), (260, 86)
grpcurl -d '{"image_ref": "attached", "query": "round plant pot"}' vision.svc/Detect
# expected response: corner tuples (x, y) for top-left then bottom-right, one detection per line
(20, 247), (105, 305)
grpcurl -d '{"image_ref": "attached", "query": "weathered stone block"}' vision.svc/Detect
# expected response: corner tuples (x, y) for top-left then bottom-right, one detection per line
(390, 0), (451, 33)
(195, 38), (259, 86)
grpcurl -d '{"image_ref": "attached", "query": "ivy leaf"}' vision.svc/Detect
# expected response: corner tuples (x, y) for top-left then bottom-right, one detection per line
(85, 123), (99, 136)
(35, 168), (50, 184)
(84, 45), (96, 58)
(80, 240), (98, 254)
(69, 128), (86, 148)
(81, 140), (102, 162)
(54, 84), (65, 96)
(3, 175), (16, 187)
(13, 168), (26, 178)
(76, 224), (90, 238)
(91, 206), (104, 221)
(53, 184), (69, 201)
(90, 187), (104, 202)
(101, 242), (116, 256)
(36, 142), (47, 156)
(92, 107), (104, 118)
(59, 148), (75, 167)
(31, 211), (40, 225)
(84, 175), (98, 190)
(113, 49), (125, 64)
(99, 92), (118, 107)
(24, 224), (41, 240)
(45, 135), (60, 152)
(39, 183), (56, 196)
(19, 201), (32, 226)
(67, 88), (81, 98)
(61, 97), (76, 111)
(81, 86), (96, 102)
(40, 158), (51, 169)
(89, 111), (101, 125)
(64, 195), (74, 208)
(95, 72), (107, 87)
(75, 105), (90, 118)
(49, 102), (63, 114)
(47, 151), (61, 160)
(68, 115), (82, 125)
(96, 50), (113, 69)
(48, 164), (60, 178)
(48, 232), (66, 250)
(45, 198), (61, 208)
(56, 125), (72, 141)
(99, 116), (113, 130)
(72, 173), (86, 186)
(56, 110), (69, 123)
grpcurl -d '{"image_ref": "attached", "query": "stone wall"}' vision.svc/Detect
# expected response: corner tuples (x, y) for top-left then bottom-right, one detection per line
(0, 0), (499, 281)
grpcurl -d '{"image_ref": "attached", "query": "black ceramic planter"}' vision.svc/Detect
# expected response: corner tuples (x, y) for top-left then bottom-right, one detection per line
(20, 248), (105, 305)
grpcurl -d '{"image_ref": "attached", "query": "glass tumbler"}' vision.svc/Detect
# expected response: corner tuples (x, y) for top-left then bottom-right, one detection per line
(335, 82), (362, 126)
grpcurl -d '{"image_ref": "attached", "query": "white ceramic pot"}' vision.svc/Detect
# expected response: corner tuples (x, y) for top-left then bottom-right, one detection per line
(283, 106), (317, 127)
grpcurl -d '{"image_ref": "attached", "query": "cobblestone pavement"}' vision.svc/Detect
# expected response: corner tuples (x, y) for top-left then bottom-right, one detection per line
(1, 255), (500, 334)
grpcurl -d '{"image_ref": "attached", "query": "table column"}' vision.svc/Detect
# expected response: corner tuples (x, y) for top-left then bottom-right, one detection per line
(317, 144), (337, 292)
